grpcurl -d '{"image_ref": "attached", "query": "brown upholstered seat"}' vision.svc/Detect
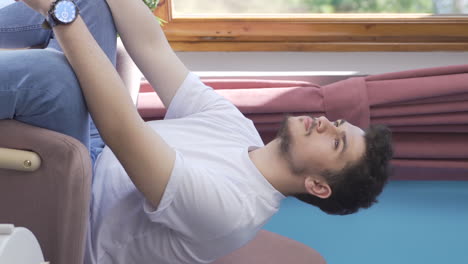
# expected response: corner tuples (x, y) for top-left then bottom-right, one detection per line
(0, 119), (92, 264)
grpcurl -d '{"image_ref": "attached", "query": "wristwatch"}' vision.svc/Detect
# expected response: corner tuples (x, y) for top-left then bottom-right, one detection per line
(42, 0), (80, 29)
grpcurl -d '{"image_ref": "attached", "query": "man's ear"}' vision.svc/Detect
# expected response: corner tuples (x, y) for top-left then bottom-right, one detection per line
(304, 176), (331, 199)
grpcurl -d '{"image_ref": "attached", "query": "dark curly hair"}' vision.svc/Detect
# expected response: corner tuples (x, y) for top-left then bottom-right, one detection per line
(293, 124), (393, 215)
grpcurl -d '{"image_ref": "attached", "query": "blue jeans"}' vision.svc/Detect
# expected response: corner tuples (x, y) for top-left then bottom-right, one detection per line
(0, 0), (117, 166)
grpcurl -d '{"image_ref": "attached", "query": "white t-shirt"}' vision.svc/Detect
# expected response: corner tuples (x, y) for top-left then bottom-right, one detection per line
(84, 72), (285, 264)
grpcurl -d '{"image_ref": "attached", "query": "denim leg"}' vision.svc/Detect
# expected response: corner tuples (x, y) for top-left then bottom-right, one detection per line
(0, 0), (117, 64)
(0, 0), (117, 163)
(0, 1), (53, 49)
(0, 49), (90, 149)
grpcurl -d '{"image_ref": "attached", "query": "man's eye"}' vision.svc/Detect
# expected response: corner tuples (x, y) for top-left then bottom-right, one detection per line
(334, 139), (340, 149)
(334, 121), (339, 127)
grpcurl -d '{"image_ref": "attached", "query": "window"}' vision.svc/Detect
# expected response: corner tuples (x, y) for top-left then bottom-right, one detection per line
(154, 0), (468, 51)
(172, 0), (468, 14)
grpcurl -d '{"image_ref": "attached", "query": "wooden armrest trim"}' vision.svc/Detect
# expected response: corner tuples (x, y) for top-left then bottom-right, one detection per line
(0, 147), (41, 172)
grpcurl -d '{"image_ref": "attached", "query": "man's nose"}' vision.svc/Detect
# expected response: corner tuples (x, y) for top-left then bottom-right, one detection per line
(316, 116), (331, 133)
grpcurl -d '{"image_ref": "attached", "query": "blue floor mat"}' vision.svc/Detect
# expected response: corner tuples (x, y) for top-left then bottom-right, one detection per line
(263, 181), (468, 264)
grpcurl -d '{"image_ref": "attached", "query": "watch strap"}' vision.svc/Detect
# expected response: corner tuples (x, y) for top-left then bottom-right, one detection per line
(42, 13), (57, 30)
(41, 0), (79, 30)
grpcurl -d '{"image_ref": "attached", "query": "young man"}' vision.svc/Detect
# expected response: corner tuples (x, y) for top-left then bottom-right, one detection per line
(1, 0), (393, 263)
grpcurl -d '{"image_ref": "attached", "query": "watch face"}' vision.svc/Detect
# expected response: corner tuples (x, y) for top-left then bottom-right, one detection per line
(54, 0), (77, 24)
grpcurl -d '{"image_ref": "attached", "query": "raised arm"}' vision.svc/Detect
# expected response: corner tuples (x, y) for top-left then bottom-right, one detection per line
(21, 0), (175, 208)
(106, 0), (189, 108)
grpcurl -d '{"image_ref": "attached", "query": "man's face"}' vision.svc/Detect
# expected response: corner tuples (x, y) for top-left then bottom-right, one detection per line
(276, 115), (366, 176)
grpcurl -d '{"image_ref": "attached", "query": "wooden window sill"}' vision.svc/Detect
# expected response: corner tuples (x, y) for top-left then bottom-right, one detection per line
(155, 0), (468, 52)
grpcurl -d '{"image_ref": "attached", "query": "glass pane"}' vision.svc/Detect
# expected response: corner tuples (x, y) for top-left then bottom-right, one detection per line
(172, 0), (468, 15)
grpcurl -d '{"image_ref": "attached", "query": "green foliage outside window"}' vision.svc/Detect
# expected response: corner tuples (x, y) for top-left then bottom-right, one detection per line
(142, 0), (166, 24)
(143, 0), (159, 11)
(299, 0), (433, 13)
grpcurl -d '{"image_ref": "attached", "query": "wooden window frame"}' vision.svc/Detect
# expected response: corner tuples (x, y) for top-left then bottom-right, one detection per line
(154, 0), (468, 52)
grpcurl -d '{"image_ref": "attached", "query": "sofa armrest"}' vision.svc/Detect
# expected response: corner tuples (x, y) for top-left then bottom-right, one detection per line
(0, 120), (92, 264)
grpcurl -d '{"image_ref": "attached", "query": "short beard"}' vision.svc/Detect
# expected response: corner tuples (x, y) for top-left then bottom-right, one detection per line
(276, 115), (305, 175)
(276, 115), (292, 155)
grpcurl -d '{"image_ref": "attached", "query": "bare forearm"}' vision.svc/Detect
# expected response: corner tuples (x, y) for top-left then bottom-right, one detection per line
(105, 0), (189, 108)
(106, 0), (164, 50)
(53, 16), (142, 145)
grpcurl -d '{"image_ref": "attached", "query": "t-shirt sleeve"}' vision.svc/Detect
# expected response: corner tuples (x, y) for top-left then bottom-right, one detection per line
(143, 151), (245, 241)
(165, 72), (240, 119)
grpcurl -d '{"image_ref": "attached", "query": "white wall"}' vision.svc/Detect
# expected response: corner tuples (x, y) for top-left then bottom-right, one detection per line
(177, 52), (468, 75)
